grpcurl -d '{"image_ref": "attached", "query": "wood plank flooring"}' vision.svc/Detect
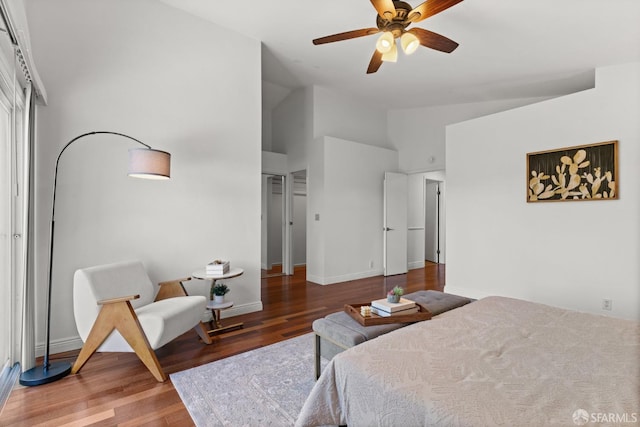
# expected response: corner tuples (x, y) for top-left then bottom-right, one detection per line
(1, 263), (445, 426)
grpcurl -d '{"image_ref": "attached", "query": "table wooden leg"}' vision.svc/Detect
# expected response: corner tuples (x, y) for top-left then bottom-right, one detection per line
(206, 307), (243, 334)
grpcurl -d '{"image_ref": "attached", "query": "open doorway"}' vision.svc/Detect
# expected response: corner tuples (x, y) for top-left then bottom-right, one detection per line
(424, 178), (445, 264)
(261, 174), (286, 278)
(261, 170), (307, 278)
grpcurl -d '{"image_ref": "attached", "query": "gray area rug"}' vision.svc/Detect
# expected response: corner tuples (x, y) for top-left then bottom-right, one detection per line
(171, 333), (325, 426)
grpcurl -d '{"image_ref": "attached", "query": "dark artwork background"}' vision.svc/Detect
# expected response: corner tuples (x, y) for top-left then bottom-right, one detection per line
(527, 141), (617, 202)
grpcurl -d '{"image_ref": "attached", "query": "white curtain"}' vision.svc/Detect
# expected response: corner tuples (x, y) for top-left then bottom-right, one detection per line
(0, 0), (45, 377)
(19, 83), (34, 370)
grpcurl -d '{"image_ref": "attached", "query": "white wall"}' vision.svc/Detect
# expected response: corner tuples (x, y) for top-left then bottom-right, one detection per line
(446, 62), (640, 320)
(271, 87), (313, 173)
(262, 81), (292, 152)
(313, 86), (391, 149)
(389, 96), (555, 173)
(262, 151), (288, 176)
(27, 0), (262, 354)
(272, 86), (400, 284)
(308, 136), (398, 284)
(307, 138), (325, 282)
(390, 97), (556, 272)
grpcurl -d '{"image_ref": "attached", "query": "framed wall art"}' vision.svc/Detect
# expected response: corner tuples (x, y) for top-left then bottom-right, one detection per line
(527, 140), (618, 202)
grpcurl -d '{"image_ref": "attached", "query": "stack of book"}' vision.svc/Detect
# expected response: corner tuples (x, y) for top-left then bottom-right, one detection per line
(370, 298), (418, 317)
(206, 260), (230, 275)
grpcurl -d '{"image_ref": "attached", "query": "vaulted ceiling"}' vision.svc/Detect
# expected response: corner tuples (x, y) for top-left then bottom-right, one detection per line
(160, 0), (640, 110)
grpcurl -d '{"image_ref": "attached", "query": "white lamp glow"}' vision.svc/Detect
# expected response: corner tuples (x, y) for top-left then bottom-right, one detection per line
(375, 31), (394, 53)
(401, 32), (420, 55)
(381, 42), (398, 62)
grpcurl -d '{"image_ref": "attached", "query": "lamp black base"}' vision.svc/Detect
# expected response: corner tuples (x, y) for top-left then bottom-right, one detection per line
(19, 361), (72, 386)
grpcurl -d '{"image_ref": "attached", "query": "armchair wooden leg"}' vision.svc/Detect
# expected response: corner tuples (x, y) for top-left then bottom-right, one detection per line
(72, 301), (167, 382)
(194, 322), (213, 344)
(71, 311), (117, 376)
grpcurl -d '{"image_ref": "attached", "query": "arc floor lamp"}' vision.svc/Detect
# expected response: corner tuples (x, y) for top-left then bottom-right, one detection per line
(19, 131), (171, 386)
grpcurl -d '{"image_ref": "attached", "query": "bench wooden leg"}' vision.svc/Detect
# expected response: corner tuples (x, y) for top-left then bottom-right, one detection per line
(315, 334), (321, 380)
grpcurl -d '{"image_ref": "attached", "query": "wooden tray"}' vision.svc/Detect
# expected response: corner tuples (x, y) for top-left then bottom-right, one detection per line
(344, 302), (432, 326)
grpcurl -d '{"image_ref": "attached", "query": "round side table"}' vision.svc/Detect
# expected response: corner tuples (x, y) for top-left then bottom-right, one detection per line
(192, 268), (244, 334)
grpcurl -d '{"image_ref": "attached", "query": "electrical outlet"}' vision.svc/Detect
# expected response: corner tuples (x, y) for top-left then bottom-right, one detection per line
(602, 299), (612, 311)
(369, 260), (373, 269)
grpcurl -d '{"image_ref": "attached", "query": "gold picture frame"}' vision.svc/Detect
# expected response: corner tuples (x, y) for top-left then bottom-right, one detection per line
(527, 140), (618, 202)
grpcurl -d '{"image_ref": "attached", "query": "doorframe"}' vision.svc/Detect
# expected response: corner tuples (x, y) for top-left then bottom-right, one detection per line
(261, 173), (289, 274)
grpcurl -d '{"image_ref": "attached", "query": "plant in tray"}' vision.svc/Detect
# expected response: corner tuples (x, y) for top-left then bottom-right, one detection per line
(387, 286), (404, 303)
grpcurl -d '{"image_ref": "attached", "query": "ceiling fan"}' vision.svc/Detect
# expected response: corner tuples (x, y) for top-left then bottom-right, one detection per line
(312, 0), (463, 74)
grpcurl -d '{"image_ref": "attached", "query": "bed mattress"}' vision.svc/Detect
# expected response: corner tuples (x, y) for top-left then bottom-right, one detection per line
(296, 296), (640, 426)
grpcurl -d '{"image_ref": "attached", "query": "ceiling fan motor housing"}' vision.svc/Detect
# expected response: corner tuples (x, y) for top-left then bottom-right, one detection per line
(376, 1), (413, 38)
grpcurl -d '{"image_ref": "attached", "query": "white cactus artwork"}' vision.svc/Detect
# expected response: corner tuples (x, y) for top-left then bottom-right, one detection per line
(527, 141), (618, 202)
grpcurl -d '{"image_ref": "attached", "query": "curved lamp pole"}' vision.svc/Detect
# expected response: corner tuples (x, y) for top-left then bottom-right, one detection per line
(19, 131), (171, 386)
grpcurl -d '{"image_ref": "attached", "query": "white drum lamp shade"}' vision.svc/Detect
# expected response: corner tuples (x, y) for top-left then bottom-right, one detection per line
(128, 148), (171, 179)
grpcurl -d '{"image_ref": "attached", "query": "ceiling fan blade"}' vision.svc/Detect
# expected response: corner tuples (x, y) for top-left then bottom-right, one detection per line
(370, 0), (397, 19)
(409, 27), (459, 53)
(313, 28), (380, 45)
(367, 50), (383, 74)
(407, 0), (463, 23)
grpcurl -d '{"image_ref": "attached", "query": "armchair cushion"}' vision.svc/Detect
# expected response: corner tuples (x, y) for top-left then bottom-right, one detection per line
(73, 260), (206, 352)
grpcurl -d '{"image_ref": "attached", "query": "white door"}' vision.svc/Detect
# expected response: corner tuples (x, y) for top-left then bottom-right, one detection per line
(383, 172), (407, 276)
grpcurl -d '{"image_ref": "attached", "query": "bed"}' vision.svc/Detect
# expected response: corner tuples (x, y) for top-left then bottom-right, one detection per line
(296, 296), (640, 426)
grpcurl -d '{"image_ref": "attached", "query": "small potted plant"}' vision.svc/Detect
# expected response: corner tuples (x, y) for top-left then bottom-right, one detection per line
(387, 286), (404, 303)
(212, 282), (230, 303)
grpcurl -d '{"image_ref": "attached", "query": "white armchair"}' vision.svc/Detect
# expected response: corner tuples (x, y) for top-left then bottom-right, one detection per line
(71, 260), (209, 382)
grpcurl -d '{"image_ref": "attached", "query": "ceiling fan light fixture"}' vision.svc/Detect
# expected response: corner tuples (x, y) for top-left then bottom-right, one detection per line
(381, 42), (398, 62)
(375, 31), (394, 53)
(401, 32), (420, 55)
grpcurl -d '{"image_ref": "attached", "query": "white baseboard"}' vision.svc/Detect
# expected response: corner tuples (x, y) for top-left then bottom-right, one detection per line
(308, 269), (384, 285)
(36, 336), (84, 357)
(408, 260), (426, 270)
(219, 300), (263, 319)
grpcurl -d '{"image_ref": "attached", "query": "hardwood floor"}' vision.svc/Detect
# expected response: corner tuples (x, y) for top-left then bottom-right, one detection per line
(1, 263), (445, 426)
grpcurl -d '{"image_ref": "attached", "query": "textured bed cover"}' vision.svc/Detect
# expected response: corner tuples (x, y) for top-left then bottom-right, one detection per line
(296, 296), (640, 426)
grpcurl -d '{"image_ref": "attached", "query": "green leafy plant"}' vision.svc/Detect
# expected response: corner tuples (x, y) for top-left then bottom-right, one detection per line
(213, 283), (230, 296)
(387, 286), (404, 297)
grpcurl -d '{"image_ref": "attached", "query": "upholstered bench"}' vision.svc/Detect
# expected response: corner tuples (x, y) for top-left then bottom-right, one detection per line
(313, 290), (474, 378)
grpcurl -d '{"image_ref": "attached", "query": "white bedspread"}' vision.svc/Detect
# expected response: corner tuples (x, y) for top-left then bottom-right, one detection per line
(296, 296), (640, 426)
